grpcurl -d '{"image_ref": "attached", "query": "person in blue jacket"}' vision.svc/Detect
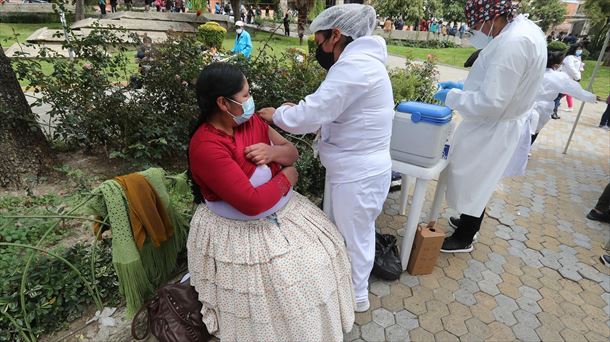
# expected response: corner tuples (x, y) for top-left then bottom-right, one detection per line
(232, 21), (252, 58)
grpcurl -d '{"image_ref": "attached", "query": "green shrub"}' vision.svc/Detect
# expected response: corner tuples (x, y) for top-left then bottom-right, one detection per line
(307, 34), (316, 54)
(389, 58), (439, 104)
(389, 39), (460, 49)
(548, 40), (568, 52)
(198, 21), (227, 49)
(0, 242), (119, 341)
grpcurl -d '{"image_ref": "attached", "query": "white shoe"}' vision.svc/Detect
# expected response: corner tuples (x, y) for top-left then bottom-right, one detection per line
(563, 108), (573, 112)
(355, 299), (370, 313)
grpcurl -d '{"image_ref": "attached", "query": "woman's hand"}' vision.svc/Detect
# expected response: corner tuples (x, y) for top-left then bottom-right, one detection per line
(281, 166), (299, 186)
(245, 143), (275, 165)
(258, 107), (276, 122)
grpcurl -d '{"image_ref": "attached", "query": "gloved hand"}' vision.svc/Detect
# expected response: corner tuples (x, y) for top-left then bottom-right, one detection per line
(434, 89), (450, 103)
(438, 81), (464, 90)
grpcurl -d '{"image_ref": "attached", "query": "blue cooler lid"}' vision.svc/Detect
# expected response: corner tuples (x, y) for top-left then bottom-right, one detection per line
(395, 101), (452, 125)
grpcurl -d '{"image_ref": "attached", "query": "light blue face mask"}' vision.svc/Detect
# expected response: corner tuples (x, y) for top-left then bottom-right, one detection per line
(575, 49), (583, 57)
(225, 96), (255, 125)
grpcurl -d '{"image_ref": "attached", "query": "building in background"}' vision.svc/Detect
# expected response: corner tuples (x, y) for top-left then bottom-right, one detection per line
(555, 0), (590, 35)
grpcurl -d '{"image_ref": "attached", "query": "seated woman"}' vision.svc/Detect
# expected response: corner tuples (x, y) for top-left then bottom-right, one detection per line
(187, 63), (355, 342)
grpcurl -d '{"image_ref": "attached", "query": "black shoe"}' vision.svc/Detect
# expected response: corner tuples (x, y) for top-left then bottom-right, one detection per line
(448, 217), (460, 229)
(551, 113), (560, 119)
(586, 209), (610, 223)
(600, 255), (610, 267)
(440, 235), (473, 253)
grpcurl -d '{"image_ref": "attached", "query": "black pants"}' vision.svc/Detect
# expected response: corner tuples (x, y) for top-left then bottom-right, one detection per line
(99, 4), (106, 15)
(530, 133), (539, 146)
(595, 183), (610, 212)
(600, 103), (610, 127)
(284, 24), (290, 36)
(453, 209), (486, 244)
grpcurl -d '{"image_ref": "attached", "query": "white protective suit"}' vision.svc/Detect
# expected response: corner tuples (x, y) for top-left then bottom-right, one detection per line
(444, 14), (547, 216)
(534, 68), (597, 133)
(503, 68), (596, 177)
(273, 35), (394, 302)
(561, 54), (585, 81)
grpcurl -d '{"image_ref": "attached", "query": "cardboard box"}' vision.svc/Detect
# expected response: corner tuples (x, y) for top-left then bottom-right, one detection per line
(407, 221), (445, 275)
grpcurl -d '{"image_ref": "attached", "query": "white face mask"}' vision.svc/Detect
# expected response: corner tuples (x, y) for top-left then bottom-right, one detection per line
(469, 20), (494, 49)
(236, 28), (243, 34)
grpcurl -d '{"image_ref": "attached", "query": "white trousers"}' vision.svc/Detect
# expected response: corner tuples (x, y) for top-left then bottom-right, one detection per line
(326, 170), (391, 302)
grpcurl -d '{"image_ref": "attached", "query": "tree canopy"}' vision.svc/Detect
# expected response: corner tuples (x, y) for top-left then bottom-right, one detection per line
(526, 0), (567, 32)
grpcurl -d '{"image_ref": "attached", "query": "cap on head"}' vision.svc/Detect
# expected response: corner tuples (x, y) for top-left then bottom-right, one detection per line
(464, 0), (513, 28)
(309, 4), (377, 40)
(235, 20), (245, 27)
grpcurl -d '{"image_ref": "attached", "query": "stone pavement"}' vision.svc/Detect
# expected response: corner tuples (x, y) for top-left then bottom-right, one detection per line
(347, 60), (610, 341)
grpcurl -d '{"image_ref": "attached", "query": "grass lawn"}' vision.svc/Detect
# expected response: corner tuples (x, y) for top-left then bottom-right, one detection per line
(388, 44), (610, 97)
(222, 30), (307, 57)
(1, 22), (63, 47)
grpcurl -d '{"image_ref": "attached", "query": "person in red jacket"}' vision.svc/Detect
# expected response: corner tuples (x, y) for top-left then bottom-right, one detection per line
(186, 63), (355, 341)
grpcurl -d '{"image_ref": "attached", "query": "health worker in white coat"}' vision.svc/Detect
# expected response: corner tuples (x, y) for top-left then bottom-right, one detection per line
(434, 0), (547, 253)
(258, 4), (394, 313)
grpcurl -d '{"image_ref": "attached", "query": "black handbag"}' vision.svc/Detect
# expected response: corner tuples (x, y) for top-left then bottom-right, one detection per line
(372, 233), (403, 280)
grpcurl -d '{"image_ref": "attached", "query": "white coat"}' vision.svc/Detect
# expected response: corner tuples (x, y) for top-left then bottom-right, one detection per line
(503, 68), (596, 178)
(272, 35), (395, 184)
(272, 35), (395, 302)
(561, 55), (585, 81)
(444, 15), (547, 216)
(534, 68), (597, 132)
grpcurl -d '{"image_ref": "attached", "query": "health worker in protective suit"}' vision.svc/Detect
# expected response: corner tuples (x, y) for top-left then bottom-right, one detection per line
(434, 0), (547, 253)
(259, 4), (394, 313)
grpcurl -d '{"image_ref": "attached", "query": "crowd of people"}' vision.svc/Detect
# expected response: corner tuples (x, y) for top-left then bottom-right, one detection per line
(382, 17), (469, 39)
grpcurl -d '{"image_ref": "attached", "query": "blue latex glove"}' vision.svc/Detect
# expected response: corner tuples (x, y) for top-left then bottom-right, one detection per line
(434, 89), (450, 103)
(438, 81), (464, 90)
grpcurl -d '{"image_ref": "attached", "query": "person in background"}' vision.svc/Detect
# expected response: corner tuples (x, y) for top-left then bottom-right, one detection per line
(441, 23), (448, 36)
(175, 0), (184, 12)
(109, 0), (117, 12)
(599, 94), (610, 129)
(224, 2), (231, 15)
(187, 63), (355, 342)
(430, 20), (437, 34)
(459, 23), (466, 38)
(588, 183), (610, 223)
(215, 1), (221, 14)
(284, 13), (290, 36)
(265, 5), (270, 17)
(258, 4), (394, 313)
(434, 0), (547, 253)
(247, 5), (254, 24)
(99, 0), (107, 16)
(125, 0), (133, 11)
(554, 44), (585, 116)
(394, 17), (404, 31)
(383, 17), (393, 33)
(530, 51), (596, 145)
(232, 21), (252, 58)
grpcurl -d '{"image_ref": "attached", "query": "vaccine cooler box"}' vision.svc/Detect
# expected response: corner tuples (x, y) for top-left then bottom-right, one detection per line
(390, 101), (453, 168)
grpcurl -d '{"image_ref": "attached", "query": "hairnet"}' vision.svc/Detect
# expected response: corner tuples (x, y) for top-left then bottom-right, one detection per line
(309, 4), (377, 40)
(465, 0), (513, 27)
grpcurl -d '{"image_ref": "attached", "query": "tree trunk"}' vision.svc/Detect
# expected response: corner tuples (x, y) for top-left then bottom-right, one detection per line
(75, 0), (85, 22)
(297, 5), (307, 45)
(231, 0), (241, 23)
(0, 47), (54, 188)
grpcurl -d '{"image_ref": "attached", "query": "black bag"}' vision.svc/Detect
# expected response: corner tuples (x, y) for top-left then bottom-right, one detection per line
(372, 233), (402, 280)
(132, 278), (211, 342)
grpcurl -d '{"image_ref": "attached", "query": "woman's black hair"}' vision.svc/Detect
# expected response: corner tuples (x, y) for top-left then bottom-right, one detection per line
(547, 51), (565, 69)
(566, 43), (582, 56)
(319, 29), (354, 49)
(188, 62), (245, 204)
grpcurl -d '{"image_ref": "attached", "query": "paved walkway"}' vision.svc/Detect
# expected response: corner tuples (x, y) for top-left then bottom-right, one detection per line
(348, 59), (610, 341)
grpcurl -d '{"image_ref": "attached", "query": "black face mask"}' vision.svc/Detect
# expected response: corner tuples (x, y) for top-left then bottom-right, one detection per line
(315, 39), (335, 70)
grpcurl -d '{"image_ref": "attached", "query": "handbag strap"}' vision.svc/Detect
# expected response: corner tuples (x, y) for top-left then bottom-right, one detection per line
(131, 299), (153, 340)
